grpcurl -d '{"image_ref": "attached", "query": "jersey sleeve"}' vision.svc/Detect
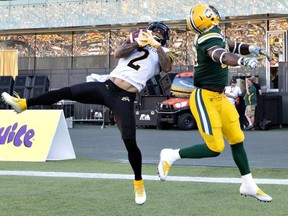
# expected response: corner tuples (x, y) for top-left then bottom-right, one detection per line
(197, 26), (225, 52)
(197, 32), (224, 52)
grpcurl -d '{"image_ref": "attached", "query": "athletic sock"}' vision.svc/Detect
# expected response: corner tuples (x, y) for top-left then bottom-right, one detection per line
(179, 143), (220, 159)
(230, 142), (250, 175)
(242, 173), (253, 184)
(241, 173), (257, 190)
(167, 149), (181, 164)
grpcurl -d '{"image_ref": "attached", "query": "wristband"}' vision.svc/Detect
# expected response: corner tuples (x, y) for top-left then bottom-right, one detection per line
(237, 43), (243, 55)
(248, 45), (256, 54)
(153, 43), (161, 49)
(237, 57), (243, 66)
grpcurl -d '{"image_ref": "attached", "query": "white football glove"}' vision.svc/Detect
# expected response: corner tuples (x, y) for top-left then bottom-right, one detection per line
(249, 45), (271, 62)
(239, 57), (259, 70)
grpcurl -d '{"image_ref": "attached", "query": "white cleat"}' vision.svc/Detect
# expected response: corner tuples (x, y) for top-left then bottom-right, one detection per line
(240, 184), (272, 202)
(134, 180), (146, 205)
(158, 148), (175, 181)
(1, 92), (27, 113)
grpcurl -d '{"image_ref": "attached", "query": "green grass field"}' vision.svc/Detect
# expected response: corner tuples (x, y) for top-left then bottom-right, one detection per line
(0, 158), (287, 216)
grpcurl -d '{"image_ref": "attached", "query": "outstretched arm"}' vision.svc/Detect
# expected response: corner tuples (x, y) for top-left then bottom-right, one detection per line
(207, 46), (242, 66)
(227, 39), (250, 55)
(227, 39), (271, 61)
(206, 42), (268, 70)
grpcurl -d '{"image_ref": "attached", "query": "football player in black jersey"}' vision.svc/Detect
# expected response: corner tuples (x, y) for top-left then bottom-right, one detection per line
(2, 22), (174, 205)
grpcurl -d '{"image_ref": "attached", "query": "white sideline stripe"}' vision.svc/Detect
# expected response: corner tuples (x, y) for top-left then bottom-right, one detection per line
(0, 170), (287, 185)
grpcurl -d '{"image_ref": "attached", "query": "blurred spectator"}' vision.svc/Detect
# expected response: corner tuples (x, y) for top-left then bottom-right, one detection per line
(225, 79), (242, 105)
(250, 76), (262, 95)
(250, 75), (262, 128)
(271, 68), (279, 88)
(244, 78), (257, 130)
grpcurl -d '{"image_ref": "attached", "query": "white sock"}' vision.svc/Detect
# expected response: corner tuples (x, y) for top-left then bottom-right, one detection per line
(170, 149), (181, 163)
(241, 173), (258, 188)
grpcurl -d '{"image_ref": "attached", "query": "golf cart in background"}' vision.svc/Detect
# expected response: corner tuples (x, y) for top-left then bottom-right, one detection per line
(156, 71), (196, 130)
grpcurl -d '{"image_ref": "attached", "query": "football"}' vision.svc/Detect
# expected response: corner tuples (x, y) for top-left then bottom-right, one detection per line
(126, 29), (148, 44)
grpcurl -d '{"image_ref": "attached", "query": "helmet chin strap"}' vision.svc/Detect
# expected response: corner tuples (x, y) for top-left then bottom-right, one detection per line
(152, 33), (163, 43)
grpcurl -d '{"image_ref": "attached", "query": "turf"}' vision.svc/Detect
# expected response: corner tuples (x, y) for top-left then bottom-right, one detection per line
(0, 158), (287, 216)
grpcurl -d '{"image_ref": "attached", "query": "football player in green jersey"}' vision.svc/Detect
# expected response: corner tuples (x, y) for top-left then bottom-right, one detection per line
(158, 4), (272, 202)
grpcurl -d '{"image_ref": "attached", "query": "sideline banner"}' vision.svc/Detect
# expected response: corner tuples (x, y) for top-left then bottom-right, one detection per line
(0, 110), (76, 161)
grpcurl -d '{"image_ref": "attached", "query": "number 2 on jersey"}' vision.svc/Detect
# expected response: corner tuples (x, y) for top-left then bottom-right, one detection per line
(127, 48), (149, 70)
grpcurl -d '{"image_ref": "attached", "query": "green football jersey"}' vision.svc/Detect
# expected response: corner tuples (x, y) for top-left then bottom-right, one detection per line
(193, 26), (229, 88)
(244, 85), (257, 105)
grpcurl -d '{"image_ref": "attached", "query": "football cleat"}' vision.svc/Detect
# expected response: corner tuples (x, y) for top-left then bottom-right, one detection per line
(134, 180), (146, 205)
(1, 92), (27, 113)
(240, 184), (272, 202)
(158, 148), (175, 181)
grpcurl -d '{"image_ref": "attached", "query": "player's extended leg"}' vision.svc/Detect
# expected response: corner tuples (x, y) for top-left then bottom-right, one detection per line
(158, 89), (224, 181)
(1, 82), (107, 113)
(221, 98), (272, 202)
(108, 83), (146, 205)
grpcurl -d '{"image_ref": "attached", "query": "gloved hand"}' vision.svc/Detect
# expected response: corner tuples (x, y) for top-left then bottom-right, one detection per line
(135, 30), (149, 47)
(259, 49), (271, 62)
(239, 57), (259, 70)
(141, 31), (161, 49)
(249, 45), (271, 62)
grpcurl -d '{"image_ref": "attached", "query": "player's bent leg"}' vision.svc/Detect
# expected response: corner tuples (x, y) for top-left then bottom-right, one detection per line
(158, 143), (221, 181)
(158, 88), (224, 180)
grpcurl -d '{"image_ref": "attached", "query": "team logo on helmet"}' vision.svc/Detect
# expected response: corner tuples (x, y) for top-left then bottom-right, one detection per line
(205, 9), (213, 18)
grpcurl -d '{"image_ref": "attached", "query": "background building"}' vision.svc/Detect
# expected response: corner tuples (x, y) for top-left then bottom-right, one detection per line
(0, 0), (287, 124)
